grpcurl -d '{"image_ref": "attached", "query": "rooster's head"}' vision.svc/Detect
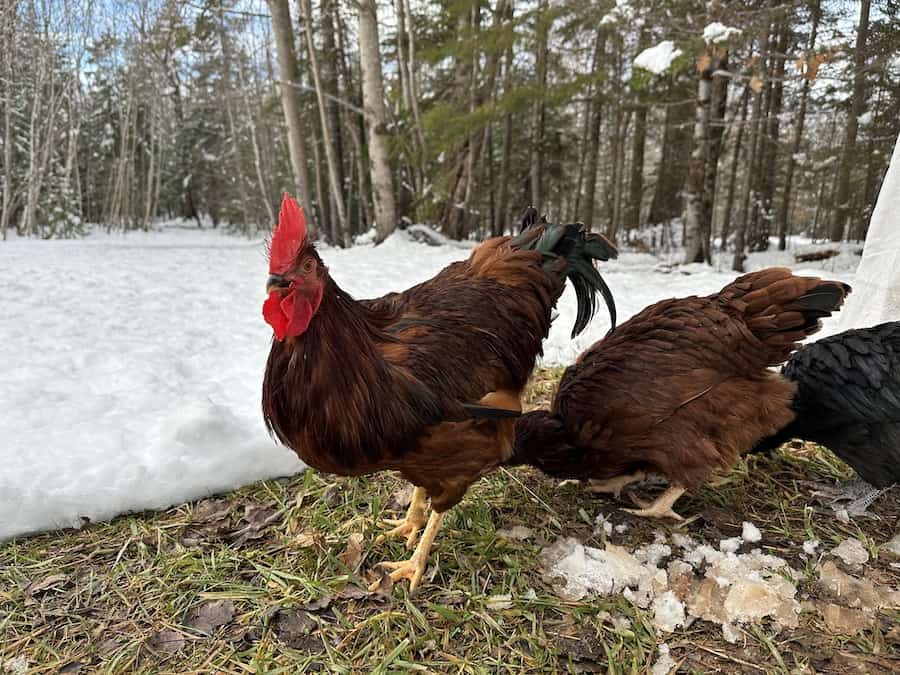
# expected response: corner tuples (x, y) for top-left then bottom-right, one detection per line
(262, 194), (326, 341)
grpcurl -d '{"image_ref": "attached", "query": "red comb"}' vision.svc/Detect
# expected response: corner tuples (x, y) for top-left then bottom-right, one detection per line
(269, 193), (308, 274)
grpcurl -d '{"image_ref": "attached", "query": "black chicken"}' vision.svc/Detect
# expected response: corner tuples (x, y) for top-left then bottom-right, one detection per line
(753, 321), (900, 510)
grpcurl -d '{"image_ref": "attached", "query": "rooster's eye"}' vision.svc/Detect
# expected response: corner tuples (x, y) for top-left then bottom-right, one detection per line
(301, 258), (316, 275)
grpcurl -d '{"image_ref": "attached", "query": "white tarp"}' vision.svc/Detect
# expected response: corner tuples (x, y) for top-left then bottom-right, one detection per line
(838, 133), (900, 330)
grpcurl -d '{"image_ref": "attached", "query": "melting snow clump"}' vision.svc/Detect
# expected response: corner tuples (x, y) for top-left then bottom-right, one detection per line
(832, 537), (869, 565)
(742, 522), (762, 543)
(653, 591), (686, 632)
(651, 643), (675, 675)
(719, 537), (742, 553)
(703, 22), (742, 44)
(634, 41), (683, 75)
(803, 539), (820, 555)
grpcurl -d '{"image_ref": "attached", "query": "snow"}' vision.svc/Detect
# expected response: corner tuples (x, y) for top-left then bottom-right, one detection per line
(0, 223), (861, 540)
(803, 539), (821, 555)
(742, 522), (762, 543)
(651, 644), (675, 675)
(837, 132), (900, 330)
(634, 41), (683, 75)
(703, 22), (742, 44)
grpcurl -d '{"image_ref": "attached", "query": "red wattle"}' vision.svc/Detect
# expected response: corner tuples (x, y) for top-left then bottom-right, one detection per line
(262, 291), (289, 341)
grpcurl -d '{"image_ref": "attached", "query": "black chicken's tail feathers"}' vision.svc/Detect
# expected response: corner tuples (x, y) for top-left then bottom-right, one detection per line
(511, 207), (618, 337)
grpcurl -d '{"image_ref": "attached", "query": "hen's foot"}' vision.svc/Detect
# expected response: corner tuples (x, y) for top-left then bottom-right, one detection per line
(369, 511), (444, 593)
(376, 486), (428, 549)
(622, 486), (686, 521)
(588, 471), (648, 499)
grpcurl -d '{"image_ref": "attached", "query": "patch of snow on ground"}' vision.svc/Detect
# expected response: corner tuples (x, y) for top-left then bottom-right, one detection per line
(543, 533), (802, 635)
(742, 521), (762, 543)
(634, 41), (682, 75)
(651, 643), (675, 675)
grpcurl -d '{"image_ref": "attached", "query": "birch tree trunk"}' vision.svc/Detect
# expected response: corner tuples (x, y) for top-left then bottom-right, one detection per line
(683, 51), (714, 263)
(830, 0), (870, 241)
(777, 0), (820, 250)
(529, 0), (549, 213)
(358, 0), (397, 243)
(580, 28), (607, 226)
(267, 0), (315, 234)
(300, 0), (348, 246)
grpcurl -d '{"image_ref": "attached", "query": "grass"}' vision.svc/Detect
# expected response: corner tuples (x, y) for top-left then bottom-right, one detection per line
(1, 368), (898, 674)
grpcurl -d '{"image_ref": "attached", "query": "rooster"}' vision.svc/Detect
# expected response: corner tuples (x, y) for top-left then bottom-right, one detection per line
(752, 321), (900, 511)
(261, 195), (616, 590)
(508, 268), (849, 519)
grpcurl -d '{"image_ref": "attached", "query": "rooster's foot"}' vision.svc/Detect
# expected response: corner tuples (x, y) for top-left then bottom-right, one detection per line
(622, 486), (686, 521)
(369, 511), (444, 593)
(376, 486), (428, 549)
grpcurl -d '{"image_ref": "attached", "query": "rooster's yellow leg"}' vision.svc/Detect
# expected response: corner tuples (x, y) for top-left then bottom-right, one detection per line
(587, 471), (648, 498)
(369, 510), (444, 593)
(622, 485), (686, 521)
(376, 486), (429, 549)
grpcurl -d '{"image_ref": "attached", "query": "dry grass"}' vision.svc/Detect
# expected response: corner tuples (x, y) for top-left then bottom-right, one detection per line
(1, 368), (899, 674)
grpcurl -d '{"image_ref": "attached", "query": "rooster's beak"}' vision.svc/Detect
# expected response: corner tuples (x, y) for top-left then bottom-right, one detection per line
(267, 274), (290, 294)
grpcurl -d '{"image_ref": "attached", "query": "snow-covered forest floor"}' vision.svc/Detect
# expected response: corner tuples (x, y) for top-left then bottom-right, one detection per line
(2, 225), (897, 673)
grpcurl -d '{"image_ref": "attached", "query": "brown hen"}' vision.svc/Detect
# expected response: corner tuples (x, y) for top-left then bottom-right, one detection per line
(509, 268), (850, 519)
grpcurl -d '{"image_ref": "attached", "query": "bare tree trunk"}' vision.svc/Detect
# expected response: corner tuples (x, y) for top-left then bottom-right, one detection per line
(300, 0), (348, 246)
(320, 0), (347, 228)
(0, 1), (14, 239)
(238, 60), (276, 226)
(529, 0), (549, 213)
(267, 0), (315, 233)
(830, 0), (870, 242)
(358, 0), (397, 243)
(493, 9), (515, 236)
(777, 0), (820, 250)
(720, 85), (750, 250)
(683, 49), (715, 263)
(580, 29), (607, 226)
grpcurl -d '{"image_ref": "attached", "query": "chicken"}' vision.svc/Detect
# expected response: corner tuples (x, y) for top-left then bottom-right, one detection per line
(261, 195), (617, 590)
(752, 321), (900, 510)
(508, 268), (850, 520)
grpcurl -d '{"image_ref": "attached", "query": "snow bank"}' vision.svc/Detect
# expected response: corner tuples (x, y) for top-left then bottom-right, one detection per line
(634, 41), (683, 75)
(0, 223), (859, 539)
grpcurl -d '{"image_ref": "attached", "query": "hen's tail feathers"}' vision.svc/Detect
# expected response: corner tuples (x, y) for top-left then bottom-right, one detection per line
(721, 268), (851, 364)
(512, 208), (619, 337)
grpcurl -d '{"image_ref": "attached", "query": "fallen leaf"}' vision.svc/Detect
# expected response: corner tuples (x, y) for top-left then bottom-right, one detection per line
(184, 599), (235, 635)
(146, 629), (186, 654)
(387, 484), (414, 510)
(338, 533), (365, 570)
(272, 609), (324, 651)
(821, 603), (873, 634)
(497, 525), (533, 541)
(749, 75), (763, 94)
(23, 574), (69, 596)
(337, 584), (370, 600)
(300, 595), (333, 612)
(192, 498), (233, 523)
(294, 530), (324, 548)
(230, 503), (280, 545)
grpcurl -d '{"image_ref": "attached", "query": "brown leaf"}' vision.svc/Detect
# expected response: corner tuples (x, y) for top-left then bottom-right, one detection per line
(192, 498), (234, 523)
(23, 574), (69, 596)
(272, 609), (318, 649)
(337, 584), (370, 600)
(184, 599), (235, 635)
(294, 530), (325, 549)
(229, 503), (280, 546)
(696, 51), (712, 74)
(749, 75), (763, 94)
(337, 533), (364, 570)
(58, 662), (84, 673)
(387, 485), (414, 510)
(806, 53), (827, 81)
(146, 629), (186, 654)
(300, 595), (333, 612)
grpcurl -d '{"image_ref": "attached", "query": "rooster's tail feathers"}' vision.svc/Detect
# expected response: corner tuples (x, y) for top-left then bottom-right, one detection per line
(512, 211), (618, 337)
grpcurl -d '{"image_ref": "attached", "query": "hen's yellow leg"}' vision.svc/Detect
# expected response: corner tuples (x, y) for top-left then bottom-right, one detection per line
(587, 471), (648, 498)
(369, 510), (444, 593)
(622, 485), (686, 521)
(377, 486), (429, 549)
